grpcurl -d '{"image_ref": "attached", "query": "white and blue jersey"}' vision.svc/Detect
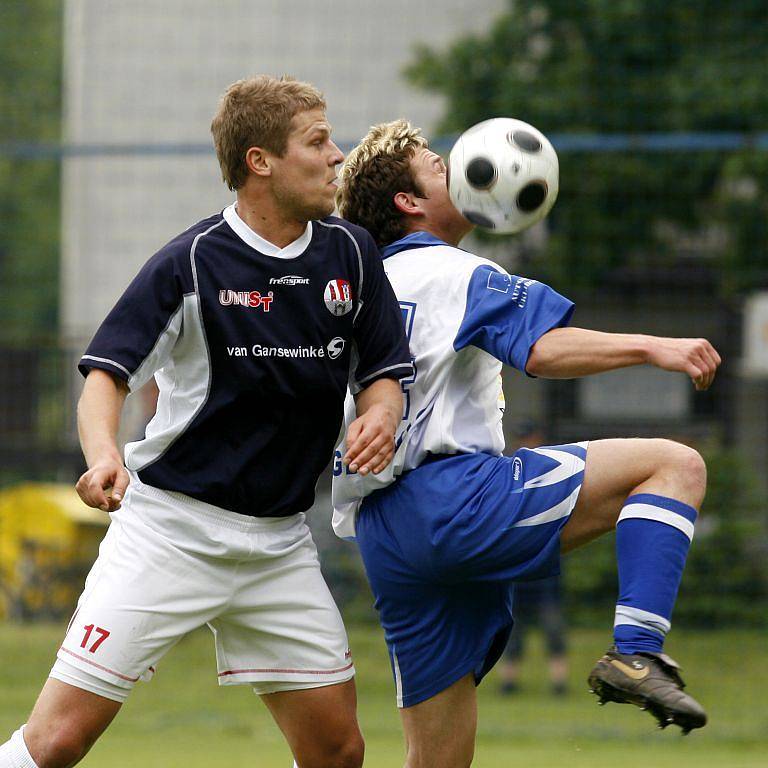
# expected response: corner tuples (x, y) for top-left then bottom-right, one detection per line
(331, 231), (586, 708)
(332, 231), (574, 538)
(80, 204), (413, 517)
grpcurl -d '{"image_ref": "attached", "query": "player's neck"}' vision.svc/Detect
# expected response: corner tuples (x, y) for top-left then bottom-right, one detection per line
(234, 193), (307, 249)
(407, 223), (463, 248)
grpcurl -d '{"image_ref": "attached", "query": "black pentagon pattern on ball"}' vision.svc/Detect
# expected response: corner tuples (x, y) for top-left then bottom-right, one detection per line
(509, 130), (542, 153)
(516, 181), (547, 212)
(462, 210), (496, 229)
(465, 156), (497, 190)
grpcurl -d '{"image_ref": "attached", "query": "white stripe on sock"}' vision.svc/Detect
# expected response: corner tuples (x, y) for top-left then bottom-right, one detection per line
(614, 604), (671, 636)
(617, 503), (695, 541)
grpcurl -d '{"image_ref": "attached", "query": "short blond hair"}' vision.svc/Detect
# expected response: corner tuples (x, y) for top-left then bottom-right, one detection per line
(211, 75), (326, 190)
(337, 120), (428, 247)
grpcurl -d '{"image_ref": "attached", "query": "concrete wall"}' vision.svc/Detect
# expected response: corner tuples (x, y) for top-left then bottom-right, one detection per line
(61, 0), (507, 340)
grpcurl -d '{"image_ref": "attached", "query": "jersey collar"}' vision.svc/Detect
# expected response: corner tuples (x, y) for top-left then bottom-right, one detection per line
(382, 231), (448, 259)
(223, 203), (313, 259)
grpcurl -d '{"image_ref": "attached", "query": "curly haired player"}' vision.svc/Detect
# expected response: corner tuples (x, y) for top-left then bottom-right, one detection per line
(332, 119), (717, 768)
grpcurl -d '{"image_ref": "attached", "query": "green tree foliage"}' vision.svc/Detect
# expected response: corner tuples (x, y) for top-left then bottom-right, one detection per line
(0, 0), (62, 338)
(406, 0), (768, 291)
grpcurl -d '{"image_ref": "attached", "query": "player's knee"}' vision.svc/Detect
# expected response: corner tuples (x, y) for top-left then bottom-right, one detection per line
(335, 731), (365, 768)
(660, 440), (707, 508)
(30, 724), (91, 768)
(406, 743), (474, 768)
(297, 730), (364, 768)
(678, 444), (707, 507)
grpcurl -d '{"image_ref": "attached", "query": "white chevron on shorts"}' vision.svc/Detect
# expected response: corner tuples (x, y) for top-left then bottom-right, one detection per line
(523, 446), (586, 489)
(512, 485), (581, 528)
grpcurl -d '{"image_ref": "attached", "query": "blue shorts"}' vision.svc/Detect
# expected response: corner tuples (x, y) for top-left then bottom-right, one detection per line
(356, 443), (587, 707)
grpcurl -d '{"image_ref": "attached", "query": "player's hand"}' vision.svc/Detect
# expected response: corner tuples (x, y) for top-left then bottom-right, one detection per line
(343, 404), (399, 476)
(645, 337), (721, 391)
(76, 458), (130, 513)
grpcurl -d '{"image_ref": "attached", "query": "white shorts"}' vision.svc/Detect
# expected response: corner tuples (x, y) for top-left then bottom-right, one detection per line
(52, 475), (354, 700)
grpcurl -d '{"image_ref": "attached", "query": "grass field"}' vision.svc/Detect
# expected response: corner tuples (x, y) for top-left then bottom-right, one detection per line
(1, 623), (766, 767)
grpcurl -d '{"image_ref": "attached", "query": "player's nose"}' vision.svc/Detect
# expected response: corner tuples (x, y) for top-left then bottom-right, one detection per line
(329, 140), (344, 165)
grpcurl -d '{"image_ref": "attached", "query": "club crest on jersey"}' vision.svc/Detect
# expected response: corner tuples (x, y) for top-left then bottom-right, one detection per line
(219, 290), (274, 311)
(324, 279), (353, 316)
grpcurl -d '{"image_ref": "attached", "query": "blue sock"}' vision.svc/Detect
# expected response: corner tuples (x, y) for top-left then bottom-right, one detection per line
(613, 493), (697, 655)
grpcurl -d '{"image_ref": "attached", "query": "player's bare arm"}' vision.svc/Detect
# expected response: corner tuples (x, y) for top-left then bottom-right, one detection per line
(344, 378), (403, 476)
(525, 327), (721, 390)
(75, 369), (130, 512)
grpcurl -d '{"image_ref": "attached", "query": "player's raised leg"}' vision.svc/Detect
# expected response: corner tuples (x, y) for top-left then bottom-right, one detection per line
(261, 680), (364, 768)
(399, 674), (477, 768)
(0, 679), (121, 768)
(561, 437), (705, 551)
(561, 437), (708, 732)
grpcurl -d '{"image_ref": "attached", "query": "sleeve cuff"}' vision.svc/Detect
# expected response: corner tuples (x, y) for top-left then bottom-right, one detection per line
(78, 355), (132, 386)
(522, 301), (575, 377)
(354, 362), (414, 387)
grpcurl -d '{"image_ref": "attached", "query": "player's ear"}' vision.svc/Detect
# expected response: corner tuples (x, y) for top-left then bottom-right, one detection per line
(245, 146), (272, 177)
(394, 191), (421, 216)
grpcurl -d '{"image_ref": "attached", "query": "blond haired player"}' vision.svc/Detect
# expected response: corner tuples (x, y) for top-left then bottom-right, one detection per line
(0, 78), (412, 768)
(332, 120), (719, 767)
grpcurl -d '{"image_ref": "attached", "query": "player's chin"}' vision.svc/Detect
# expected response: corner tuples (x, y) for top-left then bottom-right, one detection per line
(305, 197), (336, 220)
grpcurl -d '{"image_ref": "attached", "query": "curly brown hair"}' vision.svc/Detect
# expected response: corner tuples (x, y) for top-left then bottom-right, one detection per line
(336, 120), (428, 247)
(211, 75), (325, 191)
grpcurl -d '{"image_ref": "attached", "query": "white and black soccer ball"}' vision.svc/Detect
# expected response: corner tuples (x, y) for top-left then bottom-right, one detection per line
(447, 117), (559, 234)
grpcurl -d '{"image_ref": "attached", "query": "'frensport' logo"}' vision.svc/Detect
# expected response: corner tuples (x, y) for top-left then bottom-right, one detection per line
(269, 275), (309, 286)
(324, 279), (352, 316)
(219, 290), (274, 311)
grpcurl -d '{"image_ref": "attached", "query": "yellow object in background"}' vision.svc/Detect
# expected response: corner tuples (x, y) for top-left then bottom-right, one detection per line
(0, 484), (108, 621)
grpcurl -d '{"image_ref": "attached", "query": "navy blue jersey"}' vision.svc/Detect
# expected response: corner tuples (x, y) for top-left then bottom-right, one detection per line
(80, 204), (413, 517)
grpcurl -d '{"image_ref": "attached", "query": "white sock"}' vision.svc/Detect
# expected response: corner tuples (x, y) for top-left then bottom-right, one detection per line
(0, 726), (39, 768)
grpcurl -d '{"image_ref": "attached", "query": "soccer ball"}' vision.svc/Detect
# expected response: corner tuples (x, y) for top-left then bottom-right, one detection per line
(447, 117), (559, 234)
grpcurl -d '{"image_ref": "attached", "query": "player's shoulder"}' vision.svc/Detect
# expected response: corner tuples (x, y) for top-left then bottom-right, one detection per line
(389, 240), (505, 281)
(148, 211), (225, 268)
(162, 211), (226, 256)
(316, 215), (377, 251)
(134, 212), (225, 288)
(443, 245), (505, 276)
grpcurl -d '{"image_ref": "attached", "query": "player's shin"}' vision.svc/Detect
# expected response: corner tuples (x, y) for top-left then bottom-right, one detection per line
(613, 493), (697, 654)
(587, 492), (706, 733)
(0, 727), (39, 768)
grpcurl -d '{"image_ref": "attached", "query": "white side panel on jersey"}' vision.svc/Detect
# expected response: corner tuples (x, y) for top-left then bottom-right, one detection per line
(124, 294), (210, 471)
(126, 301), (184, 392)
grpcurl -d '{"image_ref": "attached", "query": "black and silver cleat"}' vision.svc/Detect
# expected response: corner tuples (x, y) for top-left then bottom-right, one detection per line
(587, 647), (707, 734)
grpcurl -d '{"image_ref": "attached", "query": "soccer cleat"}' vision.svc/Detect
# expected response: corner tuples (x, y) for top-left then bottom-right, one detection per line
(587, 647), (707, 734)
